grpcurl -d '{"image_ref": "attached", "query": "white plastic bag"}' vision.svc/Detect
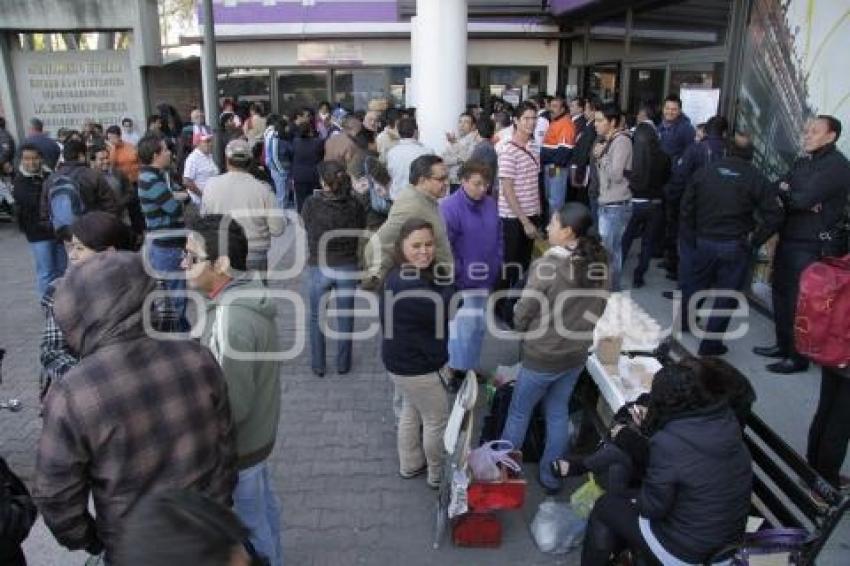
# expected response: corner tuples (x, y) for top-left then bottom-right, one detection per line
(530, 498), (587, 554)
(468, 440), (520, 481)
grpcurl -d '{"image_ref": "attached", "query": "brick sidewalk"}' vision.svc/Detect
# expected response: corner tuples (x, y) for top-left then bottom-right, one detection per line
(1, 222), (571, 565)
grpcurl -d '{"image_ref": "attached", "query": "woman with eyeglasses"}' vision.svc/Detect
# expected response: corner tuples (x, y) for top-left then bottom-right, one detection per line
(39, 211), (134, 400)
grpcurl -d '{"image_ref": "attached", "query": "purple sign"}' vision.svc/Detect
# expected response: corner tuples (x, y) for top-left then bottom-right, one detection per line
(199, 0), (400, 25)
(548, 0), (598, 16)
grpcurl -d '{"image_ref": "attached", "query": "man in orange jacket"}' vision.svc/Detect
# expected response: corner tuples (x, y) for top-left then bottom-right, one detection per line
(540, 95), (576, 216)
(106, 125), (140, 183)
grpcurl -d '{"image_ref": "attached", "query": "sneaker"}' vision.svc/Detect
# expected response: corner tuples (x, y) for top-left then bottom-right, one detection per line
(400, 464), (427, 480)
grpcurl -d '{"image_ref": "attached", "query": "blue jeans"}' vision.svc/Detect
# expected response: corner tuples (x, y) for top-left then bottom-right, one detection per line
(621, 200), (663, 282)
(148, 244), (188, 331)
(598, 202), (633, 292)
(501, 365), (583, 490)
(544, 164), (568, 215)
(448, 291), (488, 371)
(270, 168), (291, 210)
(688, 238), (751, 353)
(233, 461), (282, 566)
(30, 240), (67, 297)
(307, 264), (358, 373)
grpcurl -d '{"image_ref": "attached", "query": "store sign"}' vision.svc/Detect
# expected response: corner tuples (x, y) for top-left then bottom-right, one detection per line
(13, 50), (133, 132)
(297, 42), (363, 65)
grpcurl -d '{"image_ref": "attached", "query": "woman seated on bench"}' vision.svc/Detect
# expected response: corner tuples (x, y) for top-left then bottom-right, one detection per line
(572, 360), (753, 565)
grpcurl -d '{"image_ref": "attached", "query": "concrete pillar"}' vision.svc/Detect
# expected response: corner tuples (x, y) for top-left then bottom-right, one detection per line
(413, 0), (467, 155)
(409, 16), (421, 109)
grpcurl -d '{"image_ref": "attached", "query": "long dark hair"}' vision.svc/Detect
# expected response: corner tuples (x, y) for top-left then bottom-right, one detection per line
(643, 361), (716, 433)
(630, 122), (658, 194)
(317, 160), (352, 197)
(554, 202), (608, 287)
(392, 218), (436, 278)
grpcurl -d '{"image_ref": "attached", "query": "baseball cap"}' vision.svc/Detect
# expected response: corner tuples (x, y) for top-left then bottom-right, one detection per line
(225, 138), (251, 160)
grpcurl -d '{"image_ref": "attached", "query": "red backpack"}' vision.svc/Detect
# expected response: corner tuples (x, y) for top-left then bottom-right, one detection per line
(795, 254), (850, 368)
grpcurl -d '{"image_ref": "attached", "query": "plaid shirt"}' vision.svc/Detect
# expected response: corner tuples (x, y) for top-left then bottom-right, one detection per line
(33, 252), (237, 561)
(38, 282), (78, 398)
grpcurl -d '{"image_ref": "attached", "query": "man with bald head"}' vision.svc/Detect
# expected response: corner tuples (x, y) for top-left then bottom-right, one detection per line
(754, 115), (849, 374)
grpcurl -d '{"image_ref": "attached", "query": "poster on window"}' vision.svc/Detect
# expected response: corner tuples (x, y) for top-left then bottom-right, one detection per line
(736, 0), (850, 308)
(12, 49), (135, 134)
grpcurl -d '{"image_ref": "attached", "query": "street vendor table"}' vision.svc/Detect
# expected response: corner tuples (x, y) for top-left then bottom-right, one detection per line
(586, 292), (664, 413)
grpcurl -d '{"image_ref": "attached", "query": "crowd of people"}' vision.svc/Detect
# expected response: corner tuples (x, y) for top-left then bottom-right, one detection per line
(0, 87), (847, 566)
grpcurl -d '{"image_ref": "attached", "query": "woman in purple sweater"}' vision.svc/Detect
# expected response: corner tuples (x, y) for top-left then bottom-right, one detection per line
(439, 160), (502, 387)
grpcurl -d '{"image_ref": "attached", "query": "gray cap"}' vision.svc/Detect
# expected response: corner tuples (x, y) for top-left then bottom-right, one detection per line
(225, 138), (251, 160)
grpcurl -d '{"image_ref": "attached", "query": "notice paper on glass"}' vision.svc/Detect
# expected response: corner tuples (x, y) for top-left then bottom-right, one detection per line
(680, 87), (721, 126)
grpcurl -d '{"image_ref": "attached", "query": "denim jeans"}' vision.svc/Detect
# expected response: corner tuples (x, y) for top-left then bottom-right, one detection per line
(29, 239), (67, 297)
(233, 461), (283, 566)
(448, 291), (488, 371)
(270, 168), (291, 210)
(687, 238), (750, 353)
(544, 164), (568, 215)
(307, 264), (358, 373)
(598, 202), (633, 292)
(147, 244), (188, 331)
(501, 364), (583, 490)
(621, 200), (662, 282)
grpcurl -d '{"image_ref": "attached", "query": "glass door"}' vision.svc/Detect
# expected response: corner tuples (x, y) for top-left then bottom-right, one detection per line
(276, 69), (330, 116)
(627, 66), (666, 118)
(585, 63), (620, 105)
(332, 68), (388, 112)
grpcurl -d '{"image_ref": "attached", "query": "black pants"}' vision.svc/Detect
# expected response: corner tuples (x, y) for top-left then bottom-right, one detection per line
(771, 240), (822, 359)
(663, 192), (681, 272)
(294, 181), (318, 213)
(807, 366), (850, 487)
(621, 201), (663, 282)
(582, 443), (636, 497)
(500, 216), (538, 291)
(582, 493), (660, 566)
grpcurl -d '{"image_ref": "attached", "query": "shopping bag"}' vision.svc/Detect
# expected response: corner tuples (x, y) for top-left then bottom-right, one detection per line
(530, 498), (586, 554)
(569, 474), (605, 519)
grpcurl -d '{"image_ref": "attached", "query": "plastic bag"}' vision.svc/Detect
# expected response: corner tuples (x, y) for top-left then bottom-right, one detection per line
(530, 499), (587, 554)
(468, 440), (520, 482)
(447, 469), (470, 519)
(570, 474), (605, 519)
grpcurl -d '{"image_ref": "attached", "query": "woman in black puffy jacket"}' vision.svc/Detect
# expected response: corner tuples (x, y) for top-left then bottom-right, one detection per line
(579, 360), (752, 565)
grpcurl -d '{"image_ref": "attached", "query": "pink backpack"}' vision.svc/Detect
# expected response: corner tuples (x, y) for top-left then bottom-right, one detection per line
(795, 254), (850, 368)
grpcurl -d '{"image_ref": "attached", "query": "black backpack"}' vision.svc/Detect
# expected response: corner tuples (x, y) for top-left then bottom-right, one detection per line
(479, 382), (546, 462)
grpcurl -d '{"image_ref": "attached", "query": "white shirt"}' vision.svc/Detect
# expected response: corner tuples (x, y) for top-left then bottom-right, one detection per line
(532, 112), (549, 157)
(183, 148), (220, 206)
(386, 138), (433, 200)
(495, 126), (514, 154)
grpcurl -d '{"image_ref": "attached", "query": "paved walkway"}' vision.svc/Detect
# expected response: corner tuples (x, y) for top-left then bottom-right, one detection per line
(0, 219), (847, 564)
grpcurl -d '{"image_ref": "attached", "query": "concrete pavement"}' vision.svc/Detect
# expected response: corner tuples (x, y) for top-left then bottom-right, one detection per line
(0, 219), (847, 564)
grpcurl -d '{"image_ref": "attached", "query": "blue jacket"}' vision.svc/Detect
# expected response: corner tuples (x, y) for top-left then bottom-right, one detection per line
(665, 135), (726, 201)
(440, 189), (502, 291)
(658, 115), (695, 163)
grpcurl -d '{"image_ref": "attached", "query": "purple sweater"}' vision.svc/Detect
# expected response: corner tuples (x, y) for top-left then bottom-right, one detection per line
(440, 189), (502, 290)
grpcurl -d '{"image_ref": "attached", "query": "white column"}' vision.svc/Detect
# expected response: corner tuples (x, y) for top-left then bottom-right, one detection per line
(409, 16), (421, 109)
(413, 0), (467, 155)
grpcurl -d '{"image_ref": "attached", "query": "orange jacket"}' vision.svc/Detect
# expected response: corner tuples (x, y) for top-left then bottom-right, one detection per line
(541, 113), (577, 166)
(110, 142), (140, 183)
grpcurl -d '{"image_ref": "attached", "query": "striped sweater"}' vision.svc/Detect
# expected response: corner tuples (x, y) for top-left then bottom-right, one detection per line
(137, 165), (184, 246)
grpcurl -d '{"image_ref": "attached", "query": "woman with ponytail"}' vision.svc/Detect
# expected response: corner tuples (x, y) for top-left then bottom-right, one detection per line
(302, 160), (366, 376)
(501, 202), (609, 492)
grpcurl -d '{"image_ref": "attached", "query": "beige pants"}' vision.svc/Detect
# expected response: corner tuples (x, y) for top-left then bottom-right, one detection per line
(390, 370), (450, 484)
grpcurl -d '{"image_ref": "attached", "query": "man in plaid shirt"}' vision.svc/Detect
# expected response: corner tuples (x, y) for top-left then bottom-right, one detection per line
(33, 251), (236, 563)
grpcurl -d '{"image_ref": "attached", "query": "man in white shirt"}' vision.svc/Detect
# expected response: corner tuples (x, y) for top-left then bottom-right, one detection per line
(441, 112), (480, 192)
(182, 133), (219, 206)
(201, 139), (285, 276)
(386, 117), (432, 200)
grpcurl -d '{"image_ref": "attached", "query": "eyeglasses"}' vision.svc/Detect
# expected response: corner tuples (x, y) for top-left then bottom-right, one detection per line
(182, 250), (209, 266)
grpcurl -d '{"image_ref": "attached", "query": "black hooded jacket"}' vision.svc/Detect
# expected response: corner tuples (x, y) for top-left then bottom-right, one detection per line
(638, 404), (752, 563)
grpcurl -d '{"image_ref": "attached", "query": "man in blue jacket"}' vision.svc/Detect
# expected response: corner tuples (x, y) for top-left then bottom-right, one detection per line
(657, 94), (696, 280)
